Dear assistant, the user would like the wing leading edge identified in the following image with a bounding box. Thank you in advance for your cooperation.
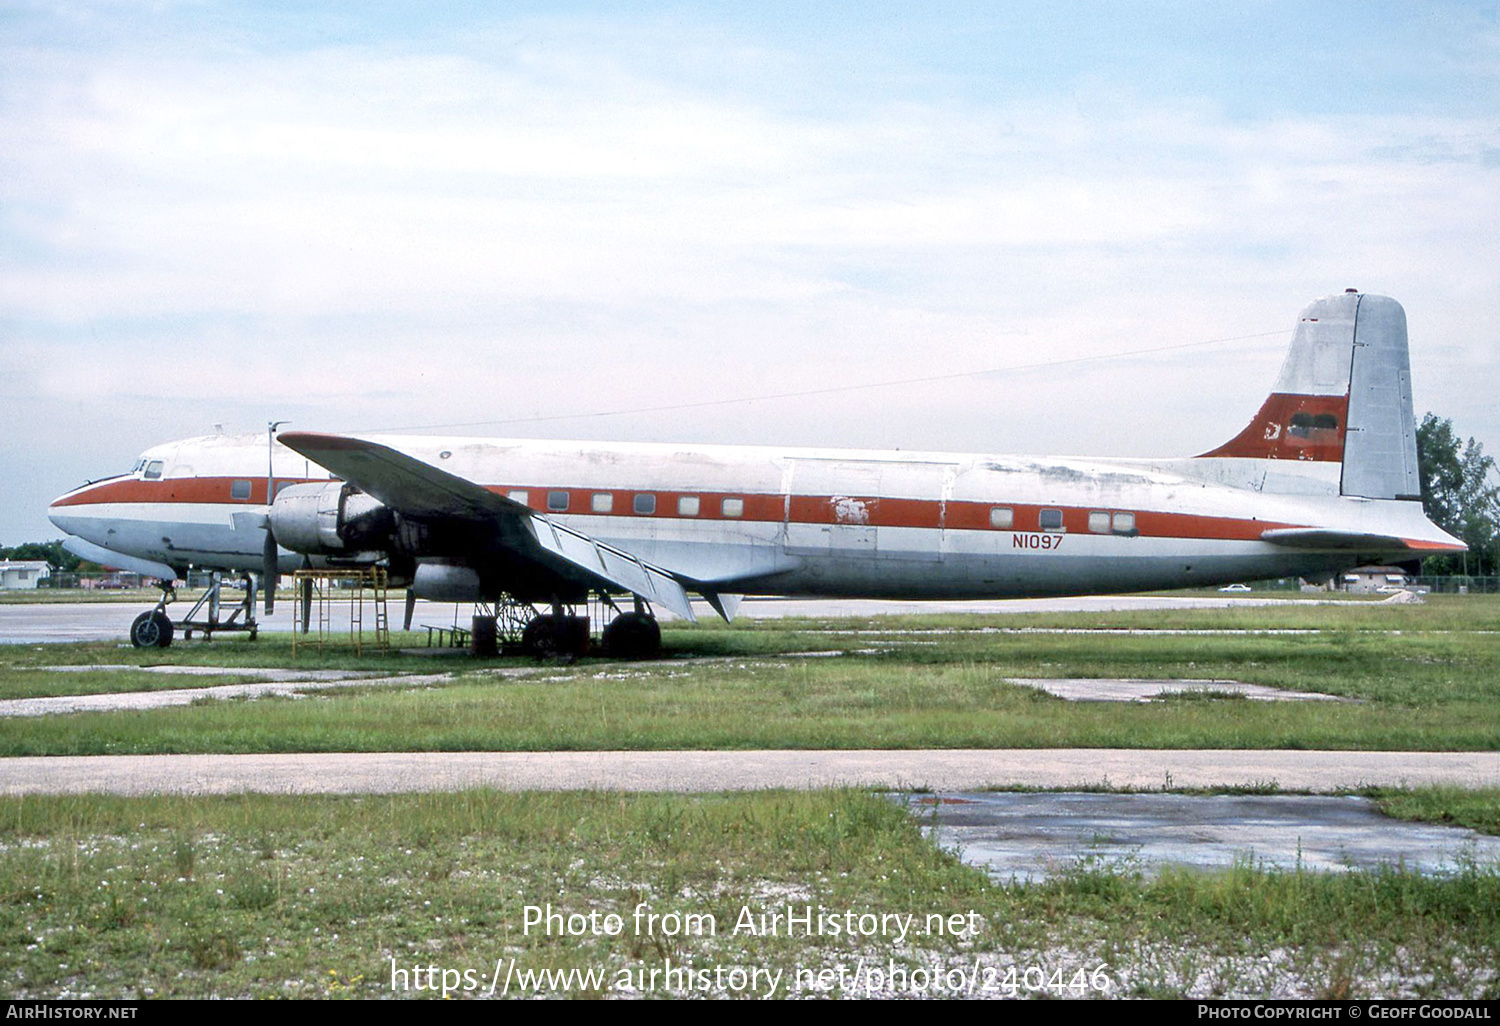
[276,432,697,621]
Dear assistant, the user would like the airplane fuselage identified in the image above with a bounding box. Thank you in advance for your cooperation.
[49,431,1454,602]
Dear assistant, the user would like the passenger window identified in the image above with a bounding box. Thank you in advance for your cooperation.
[547,490,569,511]
[230,480,252,501]
[633,493,657,515]
[1039,508,1064,532]
[143,461,164,480]
[507,490,529,505]
[989,507,1013,529]
[678,495,700,517]
[591,493,614,513]
[721,497,744,518]
[1088,511,1111,534]
[1113,512,1136,534]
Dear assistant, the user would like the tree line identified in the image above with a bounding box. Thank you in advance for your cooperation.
[0,540,85,571]
[1415,413,1500,577]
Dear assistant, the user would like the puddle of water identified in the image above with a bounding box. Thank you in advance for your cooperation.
[898,792,1500,882]
[1007,678,1347,703]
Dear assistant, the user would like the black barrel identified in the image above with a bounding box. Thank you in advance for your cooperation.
[470,615,499,658]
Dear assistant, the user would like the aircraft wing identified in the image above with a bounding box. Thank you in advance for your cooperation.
[276,432,697,621]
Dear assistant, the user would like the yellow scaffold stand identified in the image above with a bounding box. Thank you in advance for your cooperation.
[290,567,390,656]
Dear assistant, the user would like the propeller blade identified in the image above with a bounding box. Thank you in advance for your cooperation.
[404,589,417,631]
[262,530,278,615]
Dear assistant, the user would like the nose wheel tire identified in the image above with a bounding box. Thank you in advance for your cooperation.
[130,610,174,649]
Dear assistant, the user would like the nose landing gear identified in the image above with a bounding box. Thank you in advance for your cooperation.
[129,609,174,649]
[128,571,262,648]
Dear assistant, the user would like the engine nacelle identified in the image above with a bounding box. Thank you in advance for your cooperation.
[410,563,484,602]
[269,482,395,555]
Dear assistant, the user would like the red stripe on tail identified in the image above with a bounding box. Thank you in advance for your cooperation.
[1198,392,1348,462]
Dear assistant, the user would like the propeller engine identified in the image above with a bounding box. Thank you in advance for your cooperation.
[261,482,399,614]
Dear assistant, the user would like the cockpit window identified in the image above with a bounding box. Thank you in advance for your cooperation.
[143,461,164,480]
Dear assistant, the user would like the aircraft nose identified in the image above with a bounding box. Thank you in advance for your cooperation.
[46,499,75,536]
[47,482,107,543]
[48,500,82,540]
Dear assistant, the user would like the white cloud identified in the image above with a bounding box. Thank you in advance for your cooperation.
[2,5,1497,543]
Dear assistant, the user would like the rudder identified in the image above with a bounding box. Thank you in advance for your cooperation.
[1341,294,1420,500]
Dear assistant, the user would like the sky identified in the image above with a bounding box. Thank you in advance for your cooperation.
[3,0,1498,544]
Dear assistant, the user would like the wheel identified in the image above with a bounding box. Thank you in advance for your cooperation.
[130,610,174,649]
[521,615,591,660]
[603,612,661,660]
[521,615,558,658]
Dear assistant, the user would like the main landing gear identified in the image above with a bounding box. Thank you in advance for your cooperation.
[601,611,661,660]
[513,595,662,661]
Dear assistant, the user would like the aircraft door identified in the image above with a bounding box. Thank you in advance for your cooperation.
[782,459,882,557]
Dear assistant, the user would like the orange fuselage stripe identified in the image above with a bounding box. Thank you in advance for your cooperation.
[54,476,1300,543]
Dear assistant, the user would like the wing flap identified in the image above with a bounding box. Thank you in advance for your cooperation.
[531,517,696,620]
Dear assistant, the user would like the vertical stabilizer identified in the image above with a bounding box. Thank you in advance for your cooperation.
[1197,291,1421,500]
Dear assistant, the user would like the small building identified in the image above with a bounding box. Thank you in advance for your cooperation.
[1339,565,1411,594]
[0,560,52,590]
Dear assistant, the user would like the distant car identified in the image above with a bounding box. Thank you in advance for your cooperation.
[1218,583,1252,592]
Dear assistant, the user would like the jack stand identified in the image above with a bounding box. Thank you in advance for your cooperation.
[177,570,260,641]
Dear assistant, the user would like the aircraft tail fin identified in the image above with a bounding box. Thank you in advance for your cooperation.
[1196,290,1422,500]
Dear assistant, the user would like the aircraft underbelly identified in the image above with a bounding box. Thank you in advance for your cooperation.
[589,513,1362,598]
[758,549,1338,598]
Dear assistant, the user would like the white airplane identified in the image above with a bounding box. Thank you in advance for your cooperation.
[49,290,1464,657]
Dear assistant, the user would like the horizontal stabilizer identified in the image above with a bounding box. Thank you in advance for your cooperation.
[1260,528,1412,551]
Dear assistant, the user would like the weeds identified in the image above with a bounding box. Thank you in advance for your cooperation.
[0,791,1493,999]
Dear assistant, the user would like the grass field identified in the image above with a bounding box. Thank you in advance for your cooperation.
[0,588,213,605]
[2,595,1497,999]
[3,596,1498,755]
[1,790,1496,1000]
